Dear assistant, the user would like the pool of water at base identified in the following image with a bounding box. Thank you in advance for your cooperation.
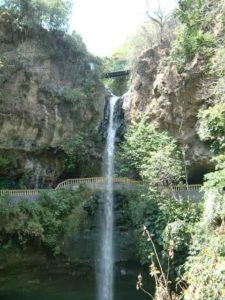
[0,266,152,300]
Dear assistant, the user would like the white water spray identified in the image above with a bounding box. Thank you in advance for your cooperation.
[98,96,119,300]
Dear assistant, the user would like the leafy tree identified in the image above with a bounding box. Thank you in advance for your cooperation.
[181,181,225,300]
[0,0,72,31]
[170,0,216,70]
[197,45,225,188]
[0,187,94,255]
[183,231,225,300]
[103,46,129,96]
[117,117,183,186]
[182,23,225,296]
[62,132,90,170]
[115,118,204,288]
[198,103,225,153]
[102,46,129,77]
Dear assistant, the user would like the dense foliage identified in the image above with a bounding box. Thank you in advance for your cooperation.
[181,183,225,299]
[0,0,72,31]
[117,117,183,186]
[167,1,225,293]
[127,189,202,267]
[103,50,129,96]
[0,0,224,299]
[0,187,94,255]
[170,0,216,70]
[119,112,225,299]
[116,117,203,292]
[60,130,103,176]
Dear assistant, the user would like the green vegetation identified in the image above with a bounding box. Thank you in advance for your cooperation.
[0,0,72,31]
[0,0,225,299]
[62,133,90,169]
[170,26,215,71]
[103,49,129,96]
[104,77,128,97]
[186,20,225,297]
[126,189,202,267]
[0,153,17,173]
[117,105,224,299]
[0,187,95,255]
[59,130,103,176]
[198,103,225,153]
[117,117,183,186]
[106,5,178,70]
[117,118,203,298]
[104,2,225,296]
[169,0,221,71]
[63,87,87,104]
[180,175,225,299]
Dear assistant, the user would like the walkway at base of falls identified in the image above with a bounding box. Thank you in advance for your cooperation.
[0,177,203,202]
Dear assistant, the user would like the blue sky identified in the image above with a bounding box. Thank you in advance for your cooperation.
[69,0,178,56]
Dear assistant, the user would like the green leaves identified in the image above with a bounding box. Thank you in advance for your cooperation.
[0,0,72,31]
[183,232,225,300]
[117,117,183,186]
[198,103,225,151]
[176,0,206,31]
[170,0,216,70]
[0,187,93,255]
[61,132,94,170]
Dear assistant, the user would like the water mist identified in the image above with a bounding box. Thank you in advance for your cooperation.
[97,96,119,300]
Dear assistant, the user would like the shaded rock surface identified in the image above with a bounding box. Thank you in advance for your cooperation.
[124,45,214,181]
[0,15,106,186]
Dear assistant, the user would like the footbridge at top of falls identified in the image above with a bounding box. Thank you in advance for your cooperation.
[104,70,130,79]
[0,177,203,202]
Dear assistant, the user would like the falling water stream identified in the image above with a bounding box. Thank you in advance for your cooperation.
[0,95,149,300]
[98,96,119,300]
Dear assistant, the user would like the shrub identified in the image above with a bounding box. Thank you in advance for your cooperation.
[170,27,215,70]
[116,117,183,186]
[183,232,225,300]
[63,87,87,104]
[181,185,225,300]
[0,187,94,255]
[127,189,202,270]
[180,150,225,300]
[0,0,73,31]
[61,130,102,173]
[198,103,225,153]
[169,0,216,70]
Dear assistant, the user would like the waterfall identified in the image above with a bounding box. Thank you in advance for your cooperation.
[34,163,42,188]
[98,96,119,300]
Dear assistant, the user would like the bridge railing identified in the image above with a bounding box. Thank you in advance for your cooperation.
[0,189,41,197]
[0,178,203,198]
[55,177,141,189]
[166,184,202,192]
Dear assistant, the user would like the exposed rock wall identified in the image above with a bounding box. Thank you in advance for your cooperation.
[124,45,214,181]
[0,14,106,187]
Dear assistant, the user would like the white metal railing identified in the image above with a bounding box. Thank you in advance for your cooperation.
[168,184,202,192]
[0,178,202,198]
[55,177,141,189]
[0,189,40,197]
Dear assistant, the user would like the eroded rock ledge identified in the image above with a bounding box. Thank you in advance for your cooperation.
[0,14,106,186]
[124,45,214,181]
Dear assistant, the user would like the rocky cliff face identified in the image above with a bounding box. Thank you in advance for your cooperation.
[0,13,106,187]
[124,45,214,181]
